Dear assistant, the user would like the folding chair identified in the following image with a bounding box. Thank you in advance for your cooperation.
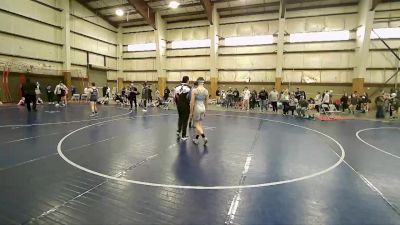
[71,94,80,102]
[80,94,88,102]
[320,103,342,118]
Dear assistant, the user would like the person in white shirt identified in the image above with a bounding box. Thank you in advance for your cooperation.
[54,82,63,105]
[106,87,111,98]
[321,90,331,113]
[281,89,290,115]
[323,90,330,104]
[242,87,251,111]
[269,88,279,112]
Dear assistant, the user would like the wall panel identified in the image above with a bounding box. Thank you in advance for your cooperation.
[286,14,358,33]
[70,33,117,58]
[219,71,274,82]
[167,71,210,82]
[0,33,62,61]
[0,11,62,44]
[70,0,116,32]
[167,27,209,41]
[123,59,156,71]
[0,0,61,26]
[124,72,157,81]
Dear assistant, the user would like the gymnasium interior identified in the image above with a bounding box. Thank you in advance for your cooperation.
[0,0,400,224]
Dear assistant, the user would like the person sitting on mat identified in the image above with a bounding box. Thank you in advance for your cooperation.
[18,97,25,106]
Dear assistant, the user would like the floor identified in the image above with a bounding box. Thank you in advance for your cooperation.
[0,104,399,225]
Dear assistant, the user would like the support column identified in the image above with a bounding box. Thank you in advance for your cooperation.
[155,12,167,94]
[275,77,282,91]
[352,78,365,94]
[353,0,374,93]
[275,1,286,92]
[117,26,124,92]
[117,77,124,93]
[60,0,71,71]
[63,72,72,97]
[210,6,219,98]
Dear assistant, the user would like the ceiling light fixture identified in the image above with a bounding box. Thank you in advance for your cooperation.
[115,9,124,17]
[169,1,180,9]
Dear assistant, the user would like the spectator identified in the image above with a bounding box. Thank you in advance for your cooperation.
[164,87,170,101]
[361,92,370,112]
[18,97,25,106]
[289,94,298,116]
[71,85,77,96]
[54,82,66,106]
[148,86,153,103]
[242,87,251,111]
[269,88,279,112]
[340,93,349,112]
[216,87,221,103]
[350,92,358,114]
[281,89,290,115]
[322,90,330,105]
[128,83,139,111]
[35,82,42,104]
[106,86,110,98]
[297,96,309,118]
[314,91,322,112]
[259,88,268,112]
[155,89,160,99]
[233,88,240,108]
[142,83,149,112]
[226,88,233,108]
[46,85,54,104]
[375,92,385,119]
[250,90,257,110]
[295,87,306,100]
[389,92,398,119]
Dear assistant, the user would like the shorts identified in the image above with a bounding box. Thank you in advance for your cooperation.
[194,104,205,122]
[90,97,98,102]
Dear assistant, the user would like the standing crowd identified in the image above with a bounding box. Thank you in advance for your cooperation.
[18,78,399,120]
[215,86,400,119]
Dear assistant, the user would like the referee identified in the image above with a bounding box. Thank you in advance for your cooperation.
[174,76,191,140]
